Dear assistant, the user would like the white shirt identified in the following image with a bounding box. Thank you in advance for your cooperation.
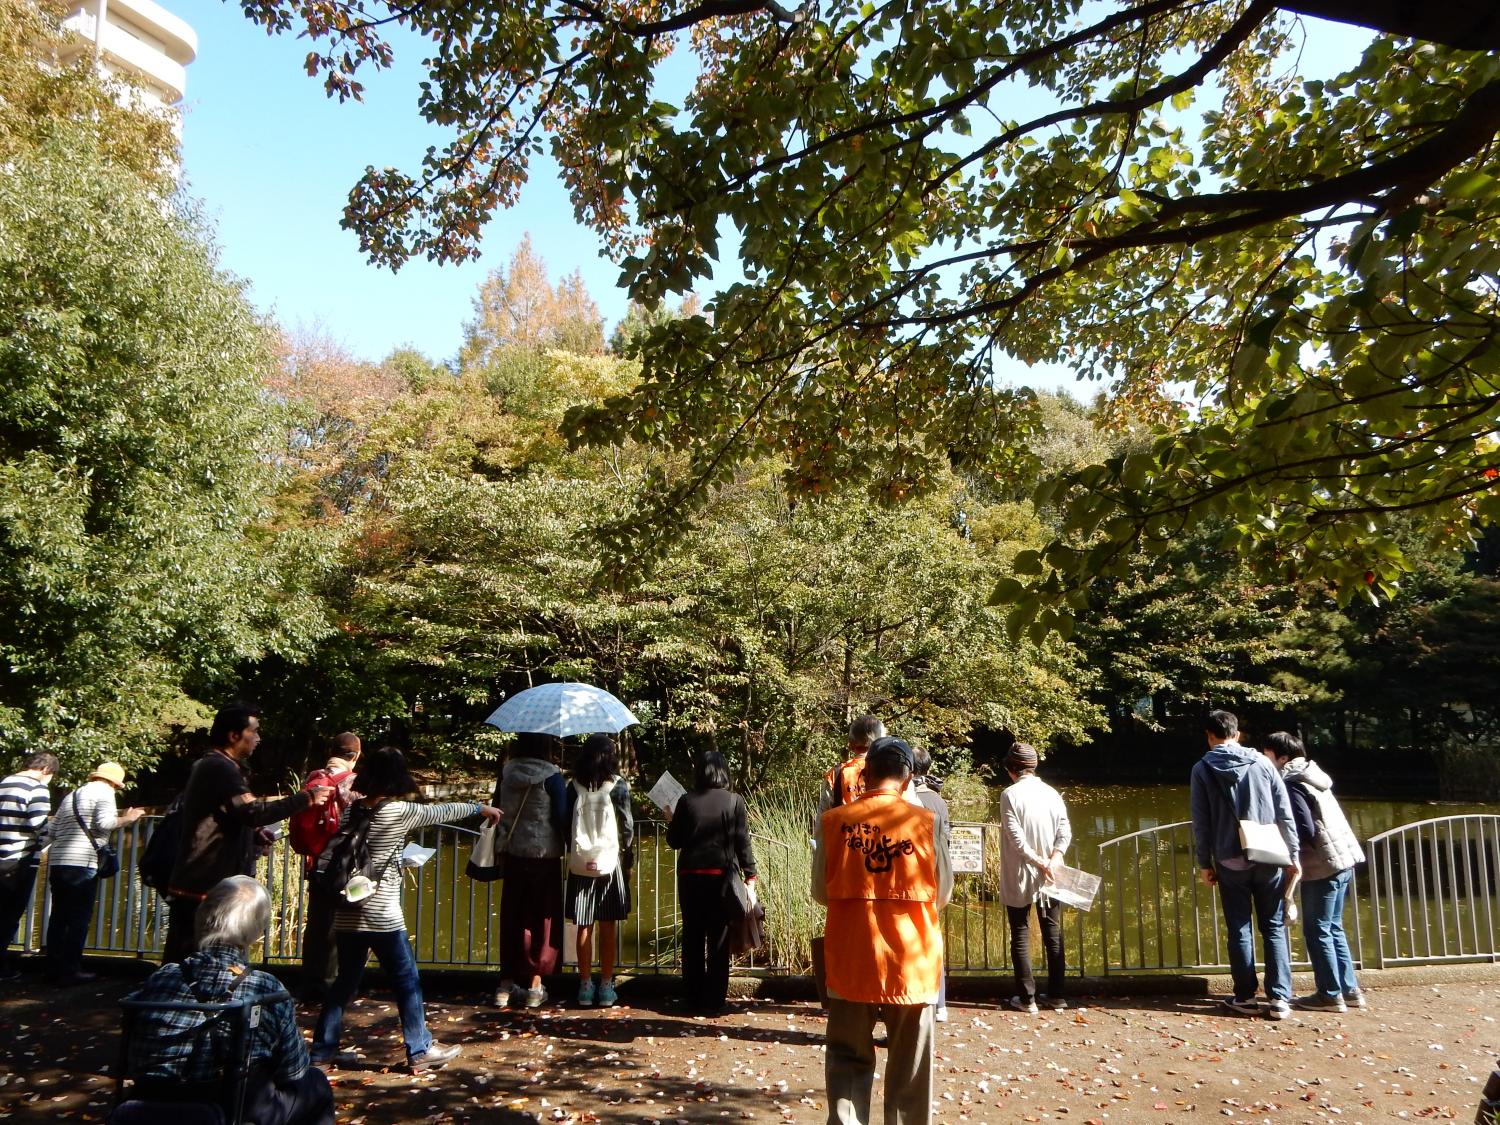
[998,774,1072,909]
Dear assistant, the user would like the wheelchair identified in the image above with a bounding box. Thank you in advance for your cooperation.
[108,991,284,1125]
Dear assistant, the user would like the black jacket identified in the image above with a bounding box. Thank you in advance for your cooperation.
[666,788,756,877]
[169,751,311,898]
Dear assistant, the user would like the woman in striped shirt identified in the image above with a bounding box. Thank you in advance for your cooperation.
[45,762,143,984]
[310,747,501,1074]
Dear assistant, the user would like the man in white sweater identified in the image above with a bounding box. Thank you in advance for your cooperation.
[997,743,1072,1014]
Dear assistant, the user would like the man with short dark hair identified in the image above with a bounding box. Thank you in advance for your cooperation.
[0,751,57,979]
[125,877,333,1125]
[162,705,331,963]
[814,735,953,1125]
[1190,708,1299,1020]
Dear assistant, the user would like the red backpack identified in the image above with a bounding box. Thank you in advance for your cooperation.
[288,768,352,858]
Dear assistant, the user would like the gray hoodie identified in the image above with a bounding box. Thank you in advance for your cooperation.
[1190,742,1298,870]
[492,757,567,859]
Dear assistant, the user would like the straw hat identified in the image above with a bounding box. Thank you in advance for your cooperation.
[90,762,126,788]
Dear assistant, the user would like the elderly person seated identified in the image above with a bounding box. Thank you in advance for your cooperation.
[123,876,333,1125]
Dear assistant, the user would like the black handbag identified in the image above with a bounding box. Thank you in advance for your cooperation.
[726,866,765,956]
[73,790,120,879]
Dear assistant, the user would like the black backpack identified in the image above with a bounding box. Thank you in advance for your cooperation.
[138,798,185,893]
[311,803,378,897]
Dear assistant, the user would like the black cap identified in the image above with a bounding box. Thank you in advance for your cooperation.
[866,736,915,775]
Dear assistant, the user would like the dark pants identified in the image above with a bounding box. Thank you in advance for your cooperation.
[244,1066,335,1125]
[679,872,731,1009]
[299,879,339,999]
[498,855,563,982]
[163,896,202,964]
[45,864,99,980]
[1006,898,1065,1004]
[313,930,434,1063]
[0,859,40,970]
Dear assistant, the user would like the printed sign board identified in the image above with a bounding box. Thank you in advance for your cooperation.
[950,823,985,875]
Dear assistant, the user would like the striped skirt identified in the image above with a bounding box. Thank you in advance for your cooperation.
[565,866,631,924]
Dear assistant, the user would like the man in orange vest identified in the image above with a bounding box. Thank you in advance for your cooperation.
[813,736,953,1125]
[815,715,886,821]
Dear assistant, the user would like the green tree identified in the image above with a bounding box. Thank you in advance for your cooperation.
[238,0,1500,625]
[0,140,329,777]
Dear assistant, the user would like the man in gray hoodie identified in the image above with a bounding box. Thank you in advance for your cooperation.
[1189,709,1299,1020]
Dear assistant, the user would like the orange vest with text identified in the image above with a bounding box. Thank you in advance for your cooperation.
[824,756,867,806]
[820,789,943,1005]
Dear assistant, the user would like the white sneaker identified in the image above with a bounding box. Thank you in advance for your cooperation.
[1008,995,1039,1015]
[933,1006,949,1023]
[1266,1000,1292,1021]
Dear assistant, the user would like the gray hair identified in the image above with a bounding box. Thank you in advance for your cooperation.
[849,715,886,748]
[195,876,270,951]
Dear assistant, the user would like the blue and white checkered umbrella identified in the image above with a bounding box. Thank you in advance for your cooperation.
[484,682,639,738]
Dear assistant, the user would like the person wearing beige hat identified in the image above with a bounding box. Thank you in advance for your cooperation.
[45,762,143,984]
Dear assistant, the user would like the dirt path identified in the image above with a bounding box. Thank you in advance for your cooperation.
[2,976,1495,1124]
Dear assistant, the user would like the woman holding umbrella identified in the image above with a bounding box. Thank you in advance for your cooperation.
[485,682,641,1010]
[492,732,569,1009]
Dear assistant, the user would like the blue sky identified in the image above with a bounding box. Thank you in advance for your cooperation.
[178,2,1368,391]
[181,2,630,366]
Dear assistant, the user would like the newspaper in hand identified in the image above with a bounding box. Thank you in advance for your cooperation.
[1041,863,1102,911]
[400,842,437,869]
[648,770,687,814]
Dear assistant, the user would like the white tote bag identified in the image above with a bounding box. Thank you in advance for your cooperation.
[1238,819,1292,867]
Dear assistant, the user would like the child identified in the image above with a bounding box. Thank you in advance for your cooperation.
[566,733,634,1007]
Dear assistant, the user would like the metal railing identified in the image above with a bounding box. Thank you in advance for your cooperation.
[1095,815,1500,975]
[7,817,794,974]
[11,813,1499,978]
[1365,815,1500,968]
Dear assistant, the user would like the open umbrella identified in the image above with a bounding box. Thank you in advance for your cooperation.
[484,682,639,738]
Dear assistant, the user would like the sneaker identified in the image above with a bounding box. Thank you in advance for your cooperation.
[1344,989,1368,1010]
[1222,996,1262,1016]
[311,1049,362,1068]
[1292,993,1347,1013]
[596,979,618,1008]
[1266,1000,1292,1021]
[524,985,548,1009]
[577,978,595,1007]
[1040,996,1068,1011]
[494,981,517,1008]
[409,1042,461,1073]
[1008,995,1039,1015]
[933,1006,949,1023]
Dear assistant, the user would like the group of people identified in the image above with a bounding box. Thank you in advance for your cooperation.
[1191,708,1367,1019]
[0,753,144,984]
[0,702,1372,1125]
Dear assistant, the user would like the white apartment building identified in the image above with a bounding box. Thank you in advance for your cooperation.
[59,0,196,120]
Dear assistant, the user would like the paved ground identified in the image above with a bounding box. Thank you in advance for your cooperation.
[1,972,1496,1124]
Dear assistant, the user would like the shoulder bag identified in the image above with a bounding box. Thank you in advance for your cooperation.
[73,790,120,879]
[466,781,535,882]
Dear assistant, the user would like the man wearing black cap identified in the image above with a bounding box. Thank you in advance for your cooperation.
[813,735,953,1125]
[998,742,1072,1014]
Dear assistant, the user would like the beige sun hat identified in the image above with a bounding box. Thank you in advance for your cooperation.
[89,762,126,788]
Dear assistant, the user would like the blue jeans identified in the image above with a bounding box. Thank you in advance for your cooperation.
[45,865,99,980]
[1215,862,1291,1002]
[1301,868,1358,999]
[312,930,432,1062]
